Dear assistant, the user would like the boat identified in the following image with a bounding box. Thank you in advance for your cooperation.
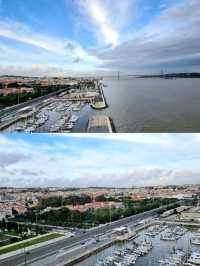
[35,117,47,127]
[190,234,200,245]
[69,115,79,123]
[24,126,36,133]
[145,225,166,237]
[64,123,74,130]
[72,102,81,111]
[15,125,26,132]
[49,125,60,133]
[188,252,200,265]
[160,233,176,241]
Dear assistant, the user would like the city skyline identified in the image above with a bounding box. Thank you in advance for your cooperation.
[1,133,200,187]
[0,0,200,76]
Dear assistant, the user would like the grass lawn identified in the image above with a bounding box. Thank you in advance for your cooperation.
[2,231,20,237]
[0,233,63,255]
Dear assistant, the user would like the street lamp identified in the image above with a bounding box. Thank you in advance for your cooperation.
[24,245,30,266]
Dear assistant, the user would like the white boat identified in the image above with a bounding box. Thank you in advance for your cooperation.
[35,117,46,126]
[190,234,200,245]
[27,119,35,125]
[72,106,81,111]
[64,123,74,130]
[69,115,79,123]
[72,102,81,111]
[49,125,60,133]
[188,252,200,265]
[24,126,36,133]
[160,232,176,241]
[15,125,26,132]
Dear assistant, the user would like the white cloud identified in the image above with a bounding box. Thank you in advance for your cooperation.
[68,133,172,145]
[95,0,200,73]
[0,63,99,77]
[0,134,200,187]
[0,19,101,67]
[77,168,200,187]
[79,0,119,46]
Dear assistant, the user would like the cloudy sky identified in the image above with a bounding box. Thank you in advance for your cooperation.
[0,0,200,76]
[0,133,200,187]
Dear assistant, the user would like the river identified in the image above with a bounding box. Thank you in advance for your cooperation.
[73,78,200,133]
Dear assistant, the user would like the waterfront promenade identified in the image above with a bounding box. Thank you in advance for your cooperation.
[0,202,180,266]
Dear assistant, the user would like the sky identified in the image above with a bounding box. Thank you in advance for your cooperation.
[0,0,200,76]
[0,133,200,188]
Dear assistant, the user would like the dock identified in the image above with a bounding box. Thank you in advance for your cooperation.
[61,221,157,266]
[87,116,115,133]
[90,81,108,110]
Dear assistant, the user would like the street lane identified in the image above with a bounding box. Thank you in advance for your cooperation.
[0,202,180,266]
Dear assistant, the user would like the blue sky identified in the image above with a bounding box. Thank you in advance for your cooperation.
[0,0,199,76]
[0,133,200,187]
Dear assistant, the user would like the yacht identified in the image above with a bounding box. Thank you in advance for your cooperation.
[24,126,36,133]
[188,252,200,265]
[160,233,176,241]
[190,234,200,245]
[72,102,81,111]
[64,123,74,130]
[15,125,26,132]
[69,115,79,123]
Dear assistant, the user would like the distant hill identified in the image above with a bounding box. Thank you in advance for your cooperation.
[136,73,200,78]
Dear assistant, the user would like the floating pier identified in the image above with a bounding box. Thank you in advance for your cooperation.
[87,116,115,133]
[90,81,108,110]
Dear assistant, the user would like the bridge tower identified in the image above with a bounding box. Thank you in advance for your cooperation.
[118,71,120,80]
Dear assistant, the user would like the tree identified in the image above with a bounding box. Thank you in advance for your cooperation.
[1,218,6,230]
[12,208,18,216]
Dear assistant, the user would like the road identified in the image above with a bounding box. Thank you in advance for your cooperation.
[0,88,66,123]
[0,202,180,266]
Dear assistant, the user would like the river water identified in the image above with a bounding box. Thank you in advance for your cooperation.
[74,227,199,266]
[73,78,200,133]
[3,78,200,133]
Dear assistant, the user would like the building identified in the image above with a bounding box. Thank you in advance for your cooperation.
[1,87,34,96]
[65,201,123,213]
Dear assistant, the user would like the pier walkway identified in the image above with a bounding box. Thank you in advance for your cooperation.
[87,116,115,133]
[90,81,107,110]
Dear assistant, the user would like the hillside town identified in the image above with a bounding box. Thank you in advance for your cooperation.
[0,185,199,223]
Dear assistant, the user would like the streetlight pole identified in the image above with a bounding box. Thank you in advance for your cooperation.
[24,248,27,266]
[18,91,20,105]
[24,245,30,266]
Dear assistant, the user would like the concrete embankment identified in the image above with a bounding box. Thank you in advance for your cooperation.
[90,81,108,110]
[87,115,115,133]
[62,221,157,266]
[161,220,200,227]
[63,240,114,266]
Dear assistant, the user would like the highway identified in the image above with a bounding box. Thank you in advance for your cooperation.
[0,202,180,266]
[0,88,66,123]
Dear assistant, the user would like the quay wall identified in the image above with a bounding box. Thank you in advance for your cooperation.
[63,240,114,266]
[62,221,158,266]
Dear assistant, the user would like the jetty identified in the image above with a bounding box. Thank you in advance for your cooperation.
[87,116,115,133]
[90,81,108,110]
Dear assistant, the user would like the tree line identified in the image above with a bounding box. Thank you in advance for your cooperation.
[13,197,178,229]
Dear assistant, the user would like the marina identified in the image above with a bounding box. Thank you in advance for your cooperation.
[2,77,200,133]
[0,80,111,133]
[73,224,200,266]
